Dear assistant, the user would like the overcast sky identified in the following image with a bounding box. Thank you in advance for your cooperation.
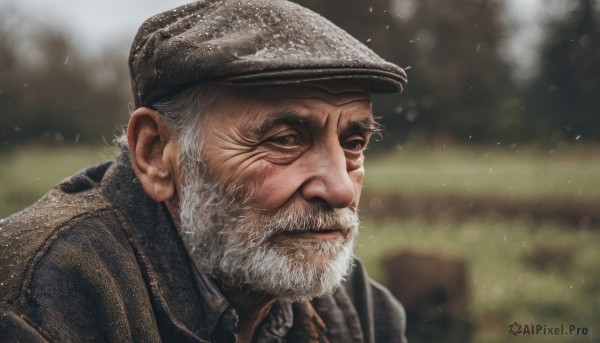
[0,0,545,77]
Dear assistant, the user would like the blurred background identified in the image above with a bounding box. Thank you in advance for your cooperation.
[1,0,599,342]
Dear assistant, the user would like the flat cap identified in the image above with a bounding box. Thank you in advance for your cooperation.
[129,0,407,108]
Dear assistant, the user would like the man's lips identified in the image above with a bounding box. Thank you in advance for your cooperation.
[278,229,345,240]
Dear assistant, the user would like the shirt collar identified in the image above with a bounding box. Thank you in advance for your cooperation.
[191,263,233,336]
[190,264,297,342]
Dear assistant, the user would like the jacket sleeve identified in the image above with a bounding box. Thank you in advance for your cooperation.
[2,219,162,343]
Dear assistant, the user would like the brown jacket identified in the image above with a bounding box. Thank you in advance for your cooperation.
[0,149,406,342]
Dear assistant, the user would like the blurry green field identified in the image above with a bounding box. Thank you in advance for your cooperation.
[1,144,599,342]
[364,144,600,200]
[355,218,600,343]
[0,145,118,217]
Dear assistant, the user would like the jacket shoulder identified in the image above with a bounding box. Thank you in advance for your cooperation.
[0,162,115,305]
[0,160,163,342]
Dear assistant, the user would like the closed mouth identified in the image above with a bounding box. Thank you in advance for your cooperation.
[277,228,347,240]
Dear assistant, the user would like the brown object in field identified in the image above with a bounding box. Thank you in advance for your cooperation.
[382,250,473,343]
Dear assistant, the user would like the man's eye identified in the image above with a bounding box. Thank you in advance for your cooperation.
[342,139,366,152]
[270,134,302,147]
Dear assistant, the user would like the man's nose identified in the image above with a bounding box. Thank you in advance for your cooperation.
[300,142,356,209]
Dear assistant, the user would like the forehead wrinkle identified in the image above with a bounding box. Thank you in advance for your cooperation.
[207,97,270,141]
[234,91,372,139]
[251,105,374,137]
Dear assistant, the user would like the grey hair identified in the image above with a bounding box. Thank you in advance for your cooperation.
[151,85,224,167]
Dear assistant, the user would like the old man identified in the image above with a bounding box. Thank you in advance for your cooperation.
[0,0,408,342]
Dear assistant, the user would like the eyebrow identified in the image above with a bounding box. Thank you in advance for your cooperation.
[251,111,311,137]
[346,117,383,134]
[252,111,381,137]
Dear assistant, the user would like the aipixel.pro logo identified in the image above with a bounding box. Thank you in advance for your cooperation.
[508,322,589,336]
[509,322,522,335]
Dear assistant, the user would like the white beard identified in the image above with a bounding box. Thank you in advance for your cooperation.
[178,164,359,301]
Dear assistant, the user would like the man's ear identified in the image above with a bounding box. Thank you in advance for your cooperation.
[127,107,179,203]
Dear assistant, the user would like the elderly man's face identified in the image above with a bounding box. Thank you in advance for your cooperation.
[178,84,374,299]
[203,84,372,213]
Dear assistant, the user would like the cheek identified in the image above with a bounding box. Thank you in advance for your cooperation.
[245,163,305,209]
[249,163,365,210]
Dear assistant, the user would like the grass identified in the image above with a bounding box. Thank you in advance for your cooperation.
[355,218,600,343]
[0,145,118,217]
[364,144,600,200]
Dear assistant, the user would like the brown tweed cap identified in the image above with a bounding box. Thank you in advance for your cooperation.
[129,0,407,108]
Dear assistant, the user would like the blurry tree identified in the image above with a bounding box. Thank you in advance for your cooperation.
[523,0,600,143]
[293,0,518,146]
[398,0,518,144]
[0,10,131,151]
[6,1,595,148]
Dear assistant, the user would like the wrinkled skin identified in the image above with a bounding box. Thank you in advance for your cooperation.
[198,84,374,218]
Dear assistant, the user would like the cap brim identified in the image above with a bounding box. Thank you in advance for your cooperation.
[220,67,407,93]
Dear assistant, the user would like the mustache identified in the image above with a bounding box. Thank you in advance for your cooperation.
[255,203,359,234]
[180,169,359,236]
